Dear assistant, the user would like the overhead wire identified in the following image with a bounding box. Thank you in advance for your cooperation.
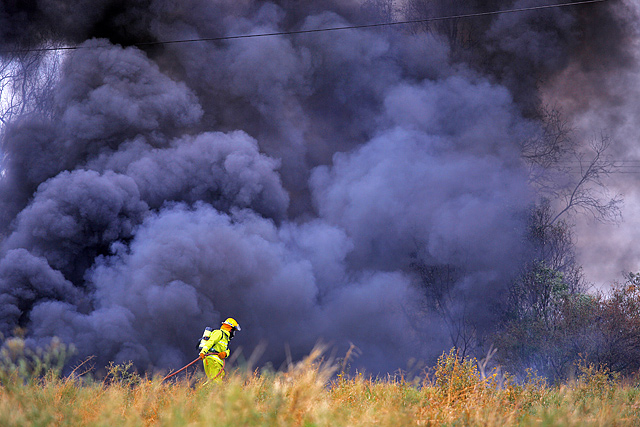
[0,0,608,53]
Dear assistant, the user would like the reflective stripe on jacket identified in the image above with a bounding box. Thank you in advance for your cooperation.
[200,329,230,361]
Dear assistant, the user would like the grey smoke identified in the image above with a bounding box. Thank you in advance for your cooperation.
[1,170,148,281]
[0,0,634,373]
[0,41,202,227]
[86,131,290,219]
[0,249,84,337]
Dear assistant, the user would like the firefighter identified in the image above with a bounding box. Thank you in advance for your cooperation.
[198,317,241,382]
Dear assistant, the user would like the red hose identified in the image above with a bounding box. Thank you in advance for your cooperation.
[211,358,226,381]
[162,352,221,382]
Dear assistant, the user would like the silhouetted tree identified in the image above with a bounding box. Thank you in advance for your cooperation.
[494,105,623,379]
[0,45,61,137]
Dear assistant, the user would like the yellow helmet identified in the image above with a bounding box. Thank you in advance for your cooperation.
[222,317,241,331]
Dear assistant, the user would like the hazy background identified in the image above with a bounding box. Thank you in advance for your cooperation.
[0,0,637,375]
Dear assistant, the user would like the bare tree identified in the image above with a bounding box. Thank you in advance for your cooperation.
[361,0,396,23]
[407,259,480,359]
[522,107,575,170]
[492,107,624,378]
[0,45,62,135]
[398,0,503,49]
[0,44,62,241]
[549,135,622,225]
[523,106,622,226]
[400,0,467,43]
[516,106,622,302]
[526,200,583,290]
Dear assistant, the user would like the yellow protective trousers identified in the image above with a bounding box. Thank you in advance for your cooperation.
[203,355,225,382]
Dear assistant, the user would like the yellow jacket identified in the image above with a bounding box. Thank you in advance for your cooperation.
[199,329,230,362]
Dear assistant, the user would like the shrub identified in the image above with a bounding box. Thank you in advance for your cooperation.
[433,348,483,401]
[573,357,620,401]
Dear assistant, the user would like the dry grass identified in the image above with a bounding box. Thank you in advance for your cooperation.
[2,344,640,426]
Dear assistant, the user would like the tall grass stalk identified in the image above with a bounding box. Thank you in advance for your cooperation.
[1,345,640,426]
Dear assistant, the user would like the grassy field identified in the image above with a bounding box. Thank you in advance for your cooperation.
[1,343,640,426]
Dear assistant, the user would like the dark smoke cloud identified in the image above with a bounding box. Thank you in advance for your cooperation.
[310,75,532,332]
[482,0,579,111]
[1,170,147,281]
[54,40,202,144]
[0,249,84,337]
[23,203,419,369]
[0,0,633,373]
[86,131,290,219]
[0,0,154,47]
[0,41,202,228]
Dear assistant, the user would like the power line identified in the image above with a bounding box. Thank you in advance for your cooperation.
[1,0,607,53]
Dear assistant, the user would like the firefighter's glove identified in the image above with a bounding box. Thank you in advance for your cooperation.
[198,352,206,360]
[217,351,227,359]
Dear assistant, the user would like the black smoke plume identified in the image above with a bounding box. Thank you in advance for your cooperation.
[0,0,634,373]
